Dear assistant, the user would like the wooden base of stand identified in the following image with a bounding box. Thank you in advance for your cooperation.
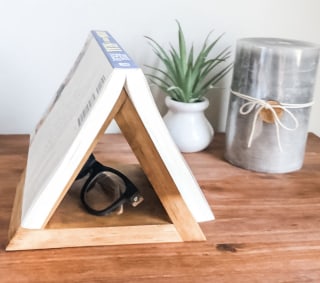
[7,165,183,250]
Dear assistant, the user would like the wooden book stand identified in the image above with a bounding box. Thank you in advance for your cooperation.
[6,89,206,251]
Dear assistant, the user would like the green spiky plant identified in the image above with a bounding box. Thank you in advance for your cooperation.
[145,21,232,103]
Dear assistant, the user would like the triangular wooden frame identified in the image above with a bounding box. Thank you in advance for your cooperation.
[6,89,206,251]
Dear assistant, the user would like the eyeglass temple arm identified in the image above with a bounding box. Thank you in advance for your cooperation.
[76,154,98,180]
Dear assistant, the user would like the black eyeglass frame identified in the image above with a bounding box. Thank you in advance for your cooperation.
[76,154,143,216]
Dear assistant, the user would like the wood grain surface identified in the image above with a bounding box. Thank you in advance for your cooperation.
[1,133,320,282]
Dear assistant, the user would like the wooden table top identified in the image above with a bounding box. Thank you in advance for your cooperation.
[1,133,320,282]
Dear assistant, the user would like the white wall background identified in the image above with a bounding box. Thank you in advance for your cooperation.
[1,0,320,135]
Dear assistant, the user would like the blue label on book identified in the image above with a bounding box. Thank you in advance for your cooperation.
[92,30,138,68]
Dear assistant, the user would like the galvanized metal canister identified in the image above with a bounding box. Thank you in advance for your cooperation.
[225,38,320,173]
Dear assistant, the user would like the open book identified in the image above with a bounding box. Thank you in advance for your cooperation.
[21,30,214,229]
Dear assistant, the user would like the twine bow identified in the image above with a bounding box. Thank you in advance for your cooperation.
[231,90,314,152]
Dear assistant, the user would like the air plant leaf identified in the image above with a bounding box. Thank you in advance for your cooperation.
[145,21,232,103]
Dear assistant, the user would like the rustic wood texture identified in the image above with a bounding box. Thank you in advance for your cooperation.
[1,133,320,282]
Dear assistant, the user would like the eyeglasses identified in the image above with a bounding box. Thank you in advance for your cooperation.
[75,154,144,216]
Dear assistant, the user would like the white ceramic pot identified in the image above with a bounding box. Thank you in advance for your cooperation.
[163,96,214,153]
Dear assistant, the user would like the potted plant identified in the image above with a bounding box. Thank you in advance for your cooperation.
[145,21,232,152]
